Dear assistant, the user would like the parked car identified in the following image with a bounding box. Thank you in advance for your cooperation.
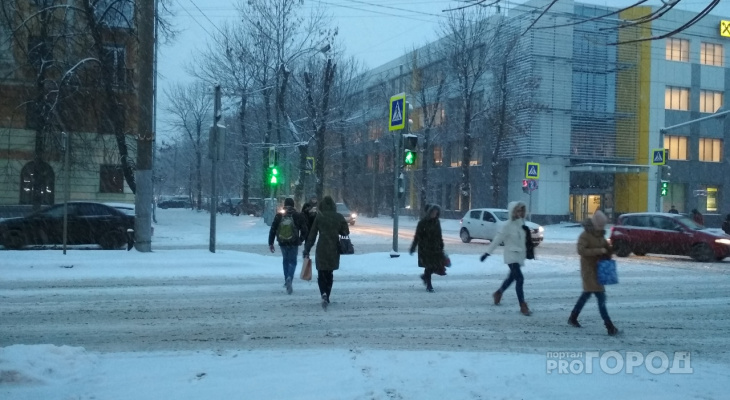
[336,203,357,225]
[609,212,730,262]
[459,208,544,246]
[158,197,191,209]
[0,202,135,250]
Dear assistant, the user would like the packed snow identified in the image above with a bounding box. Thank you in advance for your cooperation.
[1,209,729,399]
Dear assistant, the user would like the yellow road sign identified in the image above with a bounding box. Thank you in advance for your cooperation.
[389,93,406,131]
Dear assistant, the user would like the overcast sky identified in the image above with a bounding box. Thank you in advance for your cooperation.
[156,0,730,137]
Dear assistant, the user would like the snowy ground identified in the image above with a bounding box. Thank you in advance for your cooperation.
[1,209,729,399]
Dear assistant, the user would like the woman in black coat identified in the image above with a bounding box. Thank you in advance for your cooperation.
[409,204,444,292]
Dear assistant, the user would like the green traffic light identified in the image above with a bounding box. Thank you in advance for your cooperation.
[404,151,416,165]
[269,167,279,185]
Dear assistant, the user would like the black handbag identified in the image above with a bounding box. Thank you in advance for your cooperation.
[522,225,535,260]
[338,235,355,255]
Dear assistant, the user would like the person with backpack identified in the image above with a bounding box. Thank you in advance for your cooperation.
[268,198,308,294]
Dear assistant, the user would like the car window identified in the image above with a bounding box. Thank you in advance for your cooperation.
[623,215,650,227]
[650,216,675,231]
[676,216,703,230]
[469,210,481,220]
[483,212,496,223]
[336,204,350,214]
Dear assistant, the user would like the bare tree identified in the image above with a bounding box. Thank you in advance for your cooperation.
[405,45,448,211]
[162,82,212,210]
[439,6,504,210]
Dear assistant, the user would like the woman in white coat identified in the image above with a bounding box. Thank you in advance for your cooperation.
[480,201,531,316]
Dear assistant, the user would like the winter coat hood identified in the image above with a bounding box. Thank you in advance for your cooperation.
[423,203,442,219]
[507,201,527,221]
[581,218,606,238]
[319,196,336,213]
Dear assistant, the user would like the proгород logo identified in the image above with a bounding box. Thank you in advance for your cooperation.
[546,351,693,375]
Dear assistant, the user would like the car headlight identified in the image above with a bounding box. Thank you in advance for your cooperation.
[715,238,730,245]
[538,226,544,233]
[351,213,357,218]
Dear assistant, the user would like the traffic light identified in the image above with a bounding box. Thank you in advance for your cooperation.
[660,180,669,196]
[403,134,418,165]
[268,166,279,186]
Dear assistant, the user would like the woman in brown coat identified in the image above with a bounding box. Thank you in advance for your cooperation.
[303,196,350,311]
[569,211,619,335]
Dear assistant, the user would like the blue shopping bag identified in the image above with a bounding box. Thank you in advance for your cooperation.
[597,259,618,285]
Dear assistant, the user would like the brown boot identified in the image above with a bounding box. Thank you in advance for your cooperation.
[568,312,581,327]
[605,320,619,336]
[492,290,502,305]
[519,302,531,316]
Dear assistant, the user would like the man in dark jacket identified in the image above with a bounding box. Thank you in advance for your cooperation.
[268,198,309,294]
[301,197,319,232]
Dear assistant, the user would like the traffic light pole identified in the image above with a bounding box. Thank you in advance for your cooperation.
[392,127,401,257]
[209,85,221,253]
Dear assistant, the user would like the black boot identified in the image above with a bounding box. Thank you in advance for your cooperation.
[424,271,434,292]
[568,312,581,327]
[605,320,619,336]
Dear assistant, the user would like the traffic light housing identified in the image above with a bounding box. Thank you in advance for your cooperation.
[403,134,418,165]
[660,180,669,196]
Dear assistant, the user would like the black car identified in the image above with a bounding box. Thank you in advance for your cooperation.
[158,199,190,209]
[0,202,135,250]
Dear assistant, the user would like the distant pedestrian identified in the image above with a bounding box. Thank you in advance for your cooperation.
[480,201,532,316]
[303,196,349,311]
[668,205,679,214]
[568,210,619,336]
[691,209,704,225]
[722,214,730,235]
[268,198,308,294]
[301,196,319,232]
[409,204,444,293]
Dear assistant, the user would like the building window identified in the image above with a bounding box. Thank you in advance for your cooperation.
[699,138,722,162]
[368,121,382,141]
[367,154,374,170]
[665,38,689,62]
[94,0,134,29]
[706,187,718,212]
[101,45,127,87]
[701,43,724,67]
[700,90,723,113]
[470,140,482,166]
[664,135,688,160]
[665,86,689,111]
[378,153,386,173]
[100,165,124,193]
[449,144,461,167]
[433,146,443,167]
[19,161,55,205]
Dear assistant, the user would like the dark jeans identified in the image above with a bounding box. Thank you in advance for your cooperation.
[318,270,334,299]
[572,291,610,322]
[498,263,524,303]
[280,245,299,281]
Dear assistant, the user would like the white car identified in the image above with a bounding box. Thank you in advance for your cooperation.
[459,208,544,246]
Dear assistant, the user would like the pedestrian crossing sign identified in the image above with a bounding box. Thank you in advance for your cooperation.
[525,162,540,179]
[651,148,667,165]
[389,93,406,131]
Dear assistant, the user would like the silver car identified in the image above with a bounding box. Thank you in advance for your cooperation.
[336,203,357,226]
[459,208,544,246]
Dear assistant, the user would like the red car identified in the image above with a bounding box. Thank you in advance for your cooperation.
[609,212,730,262]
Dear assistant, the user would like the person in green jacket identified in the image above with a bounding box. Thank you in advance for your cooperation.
[303,196,350,311]
[409,204,444,293]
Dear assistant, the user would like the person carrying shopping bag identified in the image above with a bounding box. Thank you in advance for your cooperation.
[479,201,532,316]
[303,196,349,311]
[568,210,619,336]
[409,204,445,293]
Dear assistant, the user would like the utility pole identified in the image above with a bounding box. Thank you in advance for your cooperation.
[209,85,222,253]
[135,0,155,252]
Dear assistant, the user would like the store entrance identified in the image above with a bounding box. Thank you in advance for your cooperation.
[570,194,604,222]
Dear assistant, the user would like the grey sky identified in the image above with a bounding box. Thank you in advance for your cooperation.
[156,0,730,136]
